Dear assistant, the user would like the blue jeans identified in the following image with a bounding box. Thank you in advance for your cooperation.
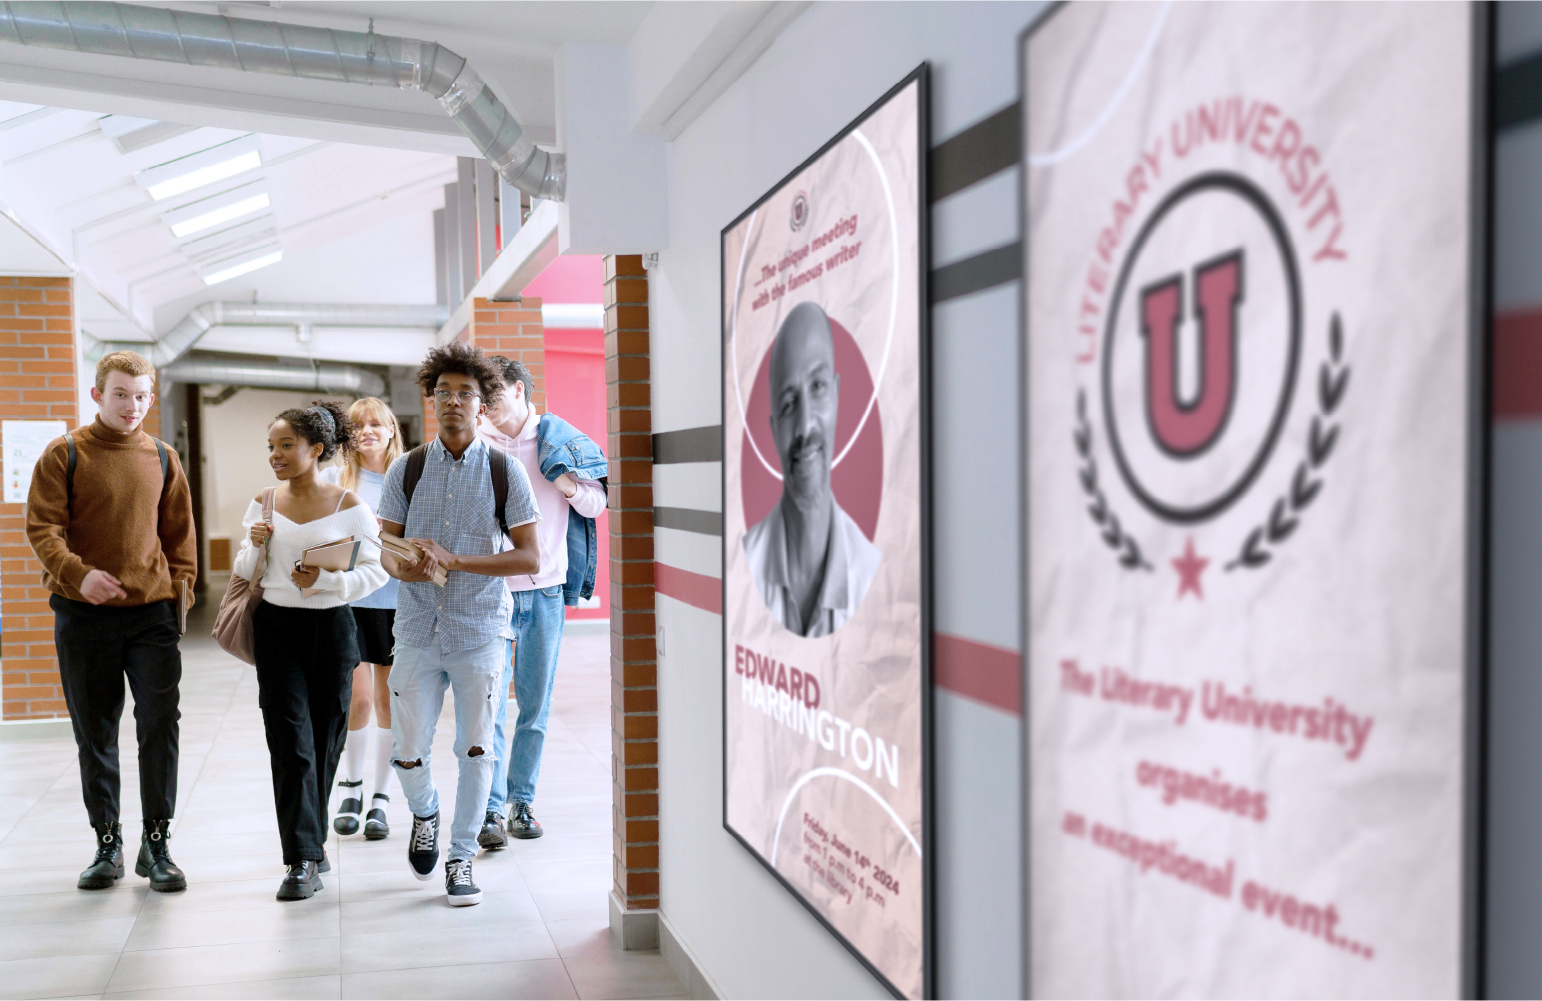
[389,638,504,862]
[487,585,566,816]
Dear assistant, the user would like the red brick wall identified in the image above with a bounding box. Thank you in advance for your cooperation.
[471,296,546,414]
[0,276,77,720]
[605,256,658,909]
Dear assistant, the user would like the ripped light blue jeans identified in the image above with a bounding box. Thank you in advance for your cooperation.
[389,637,505,862]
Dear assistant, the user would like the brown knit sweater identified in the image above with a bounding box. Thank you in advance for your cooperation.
[26,419,197,606]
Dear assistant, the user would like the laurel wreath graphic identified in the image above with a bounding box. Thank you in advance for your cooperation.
[1225,312,1350,570]
[1074,389,1154,571]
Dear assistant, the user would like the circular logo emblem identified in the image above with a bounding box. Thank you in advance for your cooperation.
[790,192,809,231]
[1102,172,1302,525]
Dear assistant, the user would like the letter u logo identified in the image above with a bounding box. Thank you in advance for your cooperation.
[1139,251,1244,456]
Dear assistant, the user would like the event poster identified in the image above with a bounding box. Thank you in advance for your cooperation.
[1023,4,1481,997]
[721,67,929,999]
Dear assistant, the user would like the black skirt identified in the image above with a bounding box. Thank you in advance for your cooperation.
[352,606,396,666]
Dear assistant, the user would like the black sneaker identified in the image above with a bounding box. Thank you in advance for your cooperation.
[78,822,124,890]
[334,780,363,835]
[408,812,439,881]
[276,861,322,901]
[508,800,543,840]
[445,858,482,906]
[478,811,508,850]
[134,820,187,892]
[364,794,390,840]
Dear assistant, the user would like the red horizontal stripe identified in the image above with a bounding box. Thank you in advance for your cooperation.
[933,633,1021,716]
[654,562,722,615]
[1496,308,1542,419]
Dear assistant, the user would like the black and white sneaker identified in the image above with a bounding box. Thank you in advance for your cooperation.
[334,780,363,836]
[445,858,482,906]
[408,811,439,881]
[477,811,508,850]
[364,794,390,840]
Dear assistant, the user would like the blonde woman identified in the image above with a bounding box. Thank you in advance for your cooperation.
[321,398,403,839]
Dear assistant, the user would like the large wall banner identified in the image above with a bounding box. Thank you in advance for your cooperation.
[1022,3,1484,997]
[721,66,930,1000]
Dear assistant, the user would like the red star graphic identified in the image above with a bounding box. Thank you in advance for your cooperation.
[1172,536,1209,600]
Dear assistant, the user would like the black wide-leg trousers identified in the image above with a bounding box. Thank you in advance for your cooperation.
[253,601,358,864]
[51,594,182,828]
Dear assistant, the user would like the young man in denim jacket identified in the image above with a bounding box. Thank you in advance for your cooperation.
[476,355,608,846]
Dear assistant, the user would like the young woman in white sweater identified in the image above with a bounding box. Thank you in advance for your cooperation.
[232,401,387,901]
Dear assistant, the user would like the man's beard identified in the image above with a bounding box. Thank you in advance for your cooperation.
[782,434,831,510]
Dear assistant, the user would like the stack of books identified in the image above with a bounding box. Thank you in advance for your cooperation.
[297,537,364,597]
[379,532,448,586]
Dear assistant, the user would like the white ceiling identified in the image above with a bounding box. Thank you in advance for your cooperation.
[0,98,453,336]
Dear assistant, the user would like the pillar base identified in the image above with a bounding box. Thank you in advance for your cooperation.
[608,888,659,950]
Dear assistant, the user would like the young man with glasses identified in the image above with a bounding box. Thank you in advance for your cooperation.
[376,342,540,906]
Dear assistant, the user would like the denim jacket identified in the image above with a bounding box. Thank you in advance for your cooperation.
[537,413,608,605]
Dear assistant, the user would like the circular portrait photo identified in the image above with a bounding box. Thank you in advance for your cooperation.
[741,300,884,638]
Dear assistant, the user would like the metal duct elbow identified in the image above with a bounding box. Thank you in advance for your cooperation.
[0,2,564,200]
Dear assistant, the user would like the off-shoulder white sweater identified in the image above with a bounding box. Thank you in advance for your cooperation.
[231,500,387,609]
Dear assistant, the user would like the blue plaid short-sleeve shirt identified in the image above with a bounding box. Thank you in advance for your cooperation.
[378,437,539,653]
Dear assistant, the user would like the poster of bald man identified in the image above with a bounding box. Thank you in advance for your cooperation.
[721,66,930,999]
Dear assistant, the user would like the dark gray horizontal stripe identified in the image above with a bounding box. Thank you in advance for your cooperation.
[653,425,722,464]
[932,241,1021,302]
[654,506,723,536]
[931,102,1020,201]
[1498,53,1542,131]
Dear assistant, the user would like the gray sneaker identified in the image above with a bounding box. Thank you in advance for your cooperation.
[407,812,439,881]
[446,858,482,906]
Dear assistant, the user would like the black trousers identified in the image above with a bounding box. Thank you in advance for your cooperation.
[253,601,358,864]
[51,594,182,828]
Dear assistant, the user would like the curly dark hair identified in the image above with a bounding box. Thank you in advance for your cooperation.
[273,400,356,464]
[417,341,504,405]
[488,355,534,405]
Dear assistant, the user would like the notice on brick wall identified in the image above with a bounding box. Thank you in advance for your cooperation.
[4,420,65,503]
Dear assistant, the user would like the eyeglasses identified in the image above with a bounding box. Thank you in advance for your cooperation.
[433,389,482,404]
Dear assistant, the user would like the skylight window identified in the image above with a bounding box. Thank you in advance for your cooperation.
[136,135,262,201]
[200,245,283,285]
[169,192,270,238]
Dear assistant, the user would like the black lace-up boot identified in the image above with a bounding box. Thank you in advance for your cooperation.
[78,822,124,890]
[277,860,323,900]
[507,800,543,840]
[135,819,187,892]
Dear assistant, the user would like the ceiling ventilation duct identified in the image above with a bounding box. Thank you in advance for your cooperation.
[86,301,448,366]
[0,2,564,200]
[158,357,385,398]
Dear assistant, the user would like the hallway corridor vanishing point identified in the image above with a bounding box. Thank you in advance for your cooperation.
[0,614,684,1000]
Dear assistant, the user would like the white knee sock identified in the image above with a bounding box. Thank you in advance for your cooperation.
[340,727,369,795]
[371,725,395,799]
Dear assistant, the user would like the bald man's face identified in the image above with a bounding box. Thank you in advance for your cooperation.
[769,307,840,508]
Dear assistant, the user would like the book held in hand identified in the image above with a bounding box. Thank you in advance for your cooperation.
[379,531,447,586]
[297,536,363,597]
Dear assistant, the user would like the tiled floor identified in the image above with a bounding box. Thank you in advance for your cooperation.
[0,608,682,1001]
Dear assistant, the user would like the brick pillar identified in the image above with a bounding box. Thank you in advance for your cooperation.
[470,296,546,413]
[0,276,77,720]
[606,256,657,910]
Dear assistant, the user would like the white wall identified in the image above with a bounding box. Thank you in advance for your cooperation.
[651,3,1046,997]
[200,386,347,544]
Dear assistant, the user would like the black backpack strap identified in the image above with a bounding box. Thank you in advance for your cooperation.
[488,445,509,539]
[63,433,76,514]
[154,438,169,495]
[402,443,429,517]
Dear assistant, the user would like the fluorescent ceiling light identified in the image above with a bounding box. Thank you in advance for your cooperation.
[170,193,269,238]
[200,246,283,286]
[100,115,198,155]
[136,134,262,201]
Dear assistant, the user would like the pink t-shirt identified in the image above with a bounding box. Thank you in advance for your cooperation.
[477,412,606,593]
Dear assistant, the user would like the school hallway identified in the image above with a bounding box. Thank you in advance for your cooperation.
[0,609,683,1000]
